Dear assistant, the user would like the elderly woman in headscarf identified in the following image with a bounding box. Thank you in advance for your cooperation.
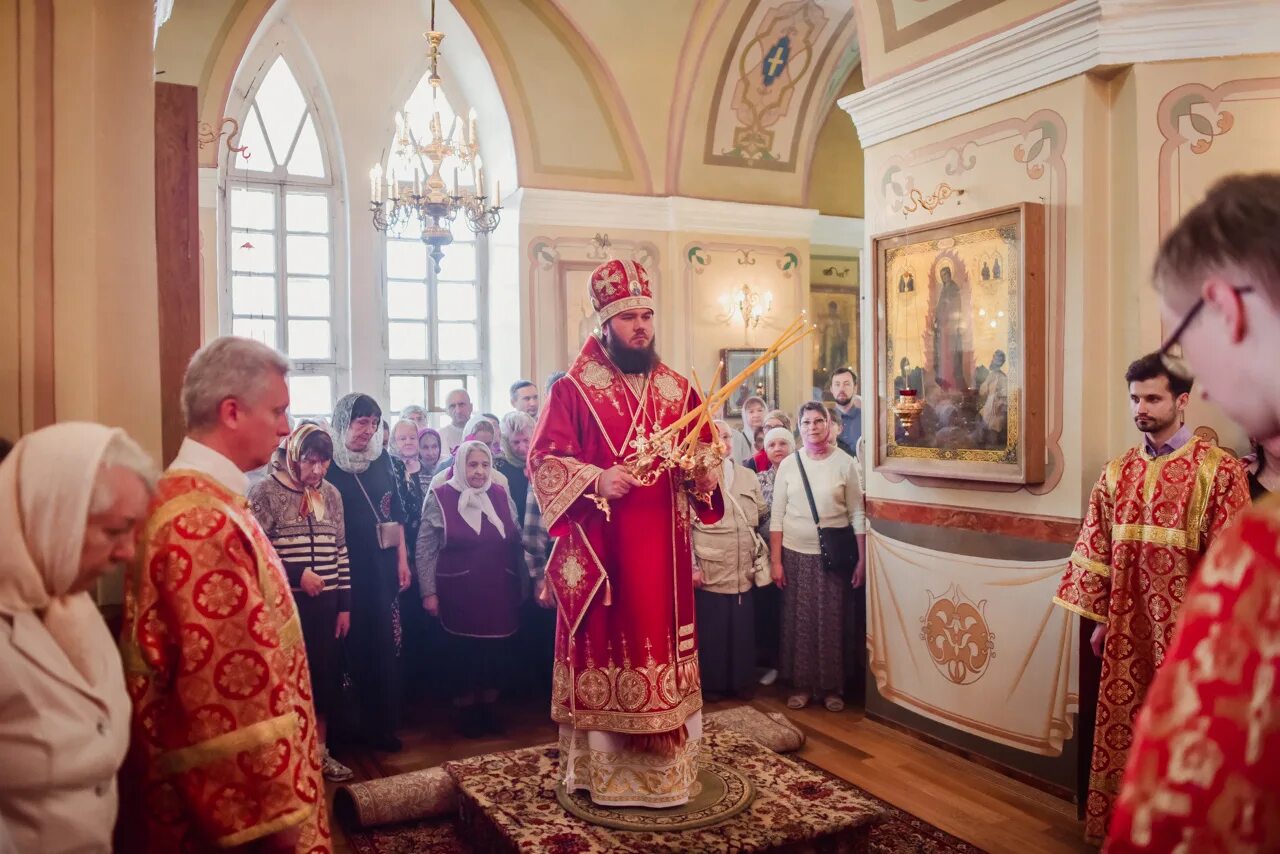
[691,421,768,700]
[0,424,155,853]
[416,440,525,738]
[754,425,796,687]
[432,414,508,487]
[248,423,353,782]
[324,393,411,753]
[415,427,443,493]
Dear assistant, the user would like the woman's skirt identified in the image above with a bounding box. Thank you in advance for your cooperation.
[694,587,755,695]
[779,547,845,694]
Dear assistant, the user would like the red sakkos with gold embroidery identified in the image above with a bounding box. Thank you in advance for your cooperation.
[119,471,330,853]
[1105,496,1280,852]
[530,334,723,736]
[1053,437,1249,845]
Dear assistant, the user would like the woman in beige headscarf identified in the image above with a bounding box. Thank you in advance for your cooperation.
[0,423,156,853]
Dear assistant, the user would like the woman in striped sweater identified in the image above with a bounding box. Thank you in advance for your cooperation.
[249,423,354,782]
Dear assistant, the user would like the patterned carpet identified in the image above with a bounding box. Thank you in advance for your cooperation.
[345,736,982,853]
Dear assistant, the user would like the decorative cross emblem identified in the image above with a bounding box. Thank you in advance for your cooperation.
[763,36,790,86]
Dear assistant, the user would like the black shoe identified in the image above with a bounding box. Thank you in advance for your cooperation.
[368,733,402,753]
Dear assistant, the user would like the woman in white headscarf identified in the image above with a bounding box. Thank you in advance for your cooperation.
[0,423,156,853]
[416,441,524,738]
[691,421,768,700]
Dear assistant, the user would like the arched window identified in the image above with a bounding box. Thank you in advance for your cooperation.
[381,76,487,422]
[224,52,343,421]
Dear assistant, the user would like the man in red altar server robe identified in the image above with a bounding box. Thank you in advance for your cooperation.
[529,258,723,808]
[1107,174,1280,851]
[1053,351,1249,845]
[119,337,330,852]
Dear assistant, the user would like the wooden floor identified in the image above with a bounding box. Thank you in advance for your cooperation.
[328,687,1093,854]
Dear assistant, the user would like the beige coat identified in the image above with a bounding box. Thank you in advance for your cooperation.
[0,610,130,854]
[692,463,766,595]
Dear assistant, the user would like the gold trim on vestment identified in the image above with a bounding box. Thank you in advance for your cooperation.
[215,804,314,849]
[1111,524,1187,549]
[553,691,703,734]
[1069,552,1111,578]
[538,462,603,531]
[1052,596,1106,624]
[1185,446,1227,551]
[157,712,299,775]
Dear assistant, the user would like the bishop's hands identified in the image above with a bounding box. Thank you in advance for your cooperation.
[596,465,645,499]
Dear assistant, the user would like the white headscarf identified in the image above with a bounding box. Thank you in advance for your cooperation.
[330,393,386,474]
[446,441,505,536]
[0,423,135,693]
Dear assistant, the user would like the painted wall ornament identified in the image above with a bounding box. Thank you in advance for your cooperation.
[921,584,995,686]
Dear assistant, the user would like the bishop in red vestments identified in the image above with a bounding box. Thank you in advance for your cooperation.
[530,259,723,807]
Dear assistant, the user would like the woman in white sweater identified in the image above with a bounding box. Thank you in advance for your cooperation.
[769,401,866,711]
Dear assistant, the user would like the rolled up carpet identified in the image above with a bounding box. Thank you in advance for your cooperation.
[704,705,806,753]
[333,765,458,828]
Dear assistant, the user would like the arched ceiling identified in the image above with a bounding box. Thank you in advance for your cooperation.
[156,0,1061,207]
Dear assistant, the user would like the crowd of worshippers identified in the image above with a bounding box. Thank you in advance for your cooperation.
[6,170,1280,854]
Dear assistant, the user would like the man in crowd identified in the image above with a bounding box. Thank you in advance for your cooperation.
[529,258,721,808]
[439,389,473,454]
[1107,174,1280,851]
[830,367,862,456]
[510,379,540,419]
[1053,351,1249,845]
[119,336,329,852]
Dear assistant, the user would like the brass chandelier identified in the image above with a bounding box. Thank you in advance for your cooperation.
[368,0,500,272]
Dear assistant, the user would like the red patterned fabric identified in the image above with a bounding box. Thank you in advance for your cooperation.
[119,471,329,852]
[1052,437,1249,844]
[1106,496,1280,852]
[529,334,722,736]
[589,258,653,324]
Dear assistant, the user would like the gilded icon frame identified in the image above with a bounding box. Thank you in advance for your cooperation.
[872,203,1045,484]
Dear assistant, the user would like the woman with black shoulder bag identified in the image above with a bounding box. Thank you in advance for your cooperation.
[769,401,866,712]
[325,394,412,753]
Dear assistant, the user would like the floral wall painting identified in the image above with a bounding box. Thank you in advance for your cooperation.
[872,203,1045,484]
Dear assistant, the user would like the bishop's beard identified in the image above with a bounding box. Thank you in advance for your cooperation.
[603,329,660,374]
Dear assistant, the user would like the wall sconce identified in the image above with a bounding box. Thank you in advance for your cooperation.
[719,284,773,343]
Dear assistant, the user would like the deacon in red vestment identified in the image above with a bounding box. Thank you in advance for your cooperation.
[529,258,723,808]
[1104,173,1280,852]
[1053,353,1249,845]
[118,337,329,852]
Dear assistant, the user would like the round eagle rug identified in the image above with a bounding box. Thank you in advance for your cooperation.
[555,761,755,832]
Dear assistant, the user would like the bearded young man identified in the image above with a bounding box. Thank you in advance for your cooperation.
[1053,351,1250,845]
[829,367,862,456]
[528,259,722,808]
[1106,174,1280,852]
[119,336,330,852]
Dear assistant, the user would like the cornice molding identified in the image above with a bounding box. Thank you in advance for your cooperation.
[842,0,1280,148]
[511,188,828,240]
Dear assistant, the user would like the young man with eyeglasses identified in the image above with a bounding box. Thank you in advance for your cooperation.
[1052,351,1250,845]
[1106,174,1280,852]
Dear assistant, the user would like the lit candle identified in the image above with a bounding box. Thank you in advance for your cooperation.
[369,164,382,202]
[388,167,397,198]
[477,166,485,196]
[495,178,501,204]
[469,115,477,147]
[453,167,459,194]
[432,111,441,139]
[413,167,420,196]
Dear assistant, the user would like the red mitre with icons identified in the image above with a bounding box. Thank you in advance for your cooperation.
[590,258,653,323]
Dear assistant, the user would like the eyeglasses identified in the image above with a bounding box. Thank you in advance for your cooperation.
[1158,286,1254,379]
